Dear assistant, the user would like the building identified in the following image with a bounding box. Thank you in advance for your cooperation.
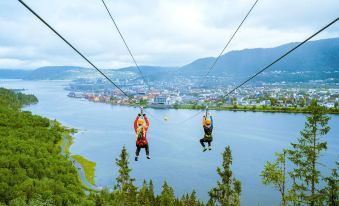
[149,96,171,108]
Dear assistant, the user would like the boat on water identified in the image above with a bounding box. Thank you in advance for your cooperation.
[67,92,84,98]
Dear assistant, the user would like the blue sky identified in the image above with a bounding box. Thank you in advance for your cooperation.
[0,0,338,69]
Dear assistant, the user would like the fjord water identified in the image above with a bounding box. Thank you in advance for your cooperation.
[1,80,338,206]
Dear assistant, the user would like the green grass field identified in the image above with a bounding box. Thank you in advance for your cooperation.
[71,155,96,186]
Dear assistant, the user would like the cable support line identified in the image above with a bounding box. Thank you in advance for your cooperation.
[18,0,130,98]
[177,110,205,125]
[179,17,338,124]
[200,0,259,87]
[178,0,259,124]
[224,17,339,97]
[144,109,164,123]
[101,0,151,91]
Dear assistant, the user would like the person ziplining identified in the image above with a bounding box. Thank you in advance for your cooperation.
[200,107,214,152]
[177,0,260,126]
[133,107,151,161]
[17,0,338,159]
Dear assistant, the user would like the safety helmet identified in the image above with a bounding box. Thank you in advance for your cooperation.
[205,119,211,125]
[137,118,144,125]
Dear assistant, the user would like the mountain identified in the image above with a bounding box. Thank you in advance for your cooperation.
[118,66,178,81]
[23,66,92,80]
[0,38,338,83]
[115,38,339,83]
[179,38,339,83]
[6,65,178,81]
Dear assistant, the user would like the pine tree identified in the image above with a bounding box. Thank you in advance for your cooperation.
[261,150,287,206]
[188,190,198,206]
[159,181,176,206]
[93,188,111,206]
[180,191,199,206]
[287,100,330,205]
[137,180,151,206]
[114,146,137,205]
[180,194,189,206]
[321,162,338,206]
[174,198,182,206]
[148,180,156,205]
[208,145,241,206]
[206,199,215,206]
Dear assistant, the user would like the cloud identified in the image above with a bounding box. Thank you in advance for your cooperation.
[0,0,338,70]
[0,58,52,69]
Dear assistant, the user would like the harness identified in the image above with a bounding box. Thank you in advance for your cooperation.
[204,126,213,135]
[136,126,148,146]
[203,125,213,140]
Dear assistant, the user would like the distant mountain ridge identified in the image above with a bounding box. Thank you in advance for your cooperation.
[180,38,339,76]
[24,66,91,80]
[0,37,338,83]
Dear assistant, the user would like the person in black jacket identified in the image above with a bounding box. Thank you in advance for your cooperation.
[200,113,213,152]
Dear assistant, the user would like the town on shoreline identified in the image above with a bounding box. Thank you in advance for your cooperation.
[68,81,339,114]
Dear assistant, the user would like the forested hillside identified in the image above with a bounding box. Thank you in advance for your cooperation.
[0,88,37,110]
[0,88,89,205]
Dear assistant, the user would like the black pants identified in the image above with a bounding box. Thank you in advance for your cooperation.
[200,139,212,147]
[136,144,149,156]
[200,135,212,147]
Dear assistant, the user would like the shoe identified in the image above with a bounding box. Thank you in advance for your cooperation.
[203,147,207,152]
[147,156,151,159]
[208,146,212,151]
[135,156,138,161]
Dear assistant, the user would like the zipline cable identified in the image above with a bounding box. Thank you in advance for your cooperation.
[101,0,151,91]
[180,17,339,124]
[18,0,338,125]
[144,110,165,123]
[18,0,130,98]
[179,0,259,124]
[225,17,339,96]
[200,0,259,87]
[101,0,161,121]
[19,0,162,121]
[178,109,205,125]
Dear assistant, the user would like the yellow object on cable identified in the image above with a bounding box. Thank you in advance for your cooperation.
[205,119,211,125]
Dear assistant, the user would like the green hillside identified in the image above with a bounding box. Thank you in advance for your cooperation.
[0,88,89,205]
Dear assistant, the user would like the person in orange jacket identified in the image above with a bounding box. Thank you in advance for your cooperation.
[133,113,150,161]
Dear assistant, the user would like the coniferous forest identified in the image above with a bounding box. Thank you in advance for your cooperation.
[0,87,337,206]
[0,88,88,205]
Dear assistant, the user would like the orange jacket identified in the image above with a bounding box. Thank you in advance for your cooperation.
[134,115,149,146]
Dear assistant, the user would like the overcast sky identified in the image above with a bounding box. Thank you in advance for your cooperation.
[0,0,338,70]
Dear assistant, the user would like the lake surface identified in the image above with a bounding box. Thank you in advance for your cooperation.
[1,80,338,206]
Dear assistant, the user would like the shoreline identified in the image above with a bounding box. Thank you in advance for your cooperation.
[172,105,339,114]
[53,121,99,191]
[83,99,339,115]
